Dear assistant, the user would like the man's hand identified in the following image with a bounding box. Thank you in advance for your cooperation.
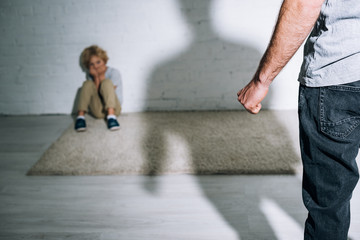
[237,79,269,114]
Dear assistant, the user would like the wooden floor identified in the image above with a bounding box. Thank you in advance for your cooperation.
[0,115,359,240]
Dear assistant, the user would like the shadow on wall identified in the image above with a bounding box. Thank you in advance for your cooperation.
[141,0,303,239]
[144,0,267,111]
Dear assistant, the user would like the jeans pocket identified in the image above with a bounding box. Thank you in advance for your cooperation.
[319,84,360,140]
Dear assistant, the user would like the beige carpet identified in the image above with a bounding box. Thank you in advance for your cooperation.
[27,111,301,176]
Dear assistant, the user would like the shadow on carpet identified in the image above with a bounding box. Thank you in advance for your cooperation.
[27,111,301,176]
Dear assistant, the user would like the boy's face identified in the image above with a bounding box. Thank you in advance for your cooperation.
[88,55,106,76]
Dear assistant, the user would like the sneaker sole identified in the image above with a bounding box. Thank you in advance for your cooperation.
[109,126,120,131]
[76,128,86,132]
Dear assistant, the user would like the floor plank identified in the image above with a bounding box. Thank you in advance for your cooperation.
[0,114,359,240]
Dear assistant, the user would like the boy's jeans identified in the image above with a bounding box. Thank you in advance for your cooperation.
[298,80,360,240]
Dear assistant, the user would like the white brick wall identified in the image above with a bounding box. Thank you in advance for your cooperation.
[0,0,301,115]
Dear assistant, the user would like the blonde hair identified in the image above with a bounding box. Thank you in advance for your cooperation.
[80,45,109,70]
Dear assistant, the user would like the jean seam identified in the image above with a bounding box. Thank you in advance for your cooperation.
[328,85,360,92]
[321,120,360,138]
[319,87,360,139]
[304,194,312,208]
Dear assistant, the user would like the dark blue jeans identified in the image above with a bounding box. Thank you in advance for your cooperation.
[298,81,360,240]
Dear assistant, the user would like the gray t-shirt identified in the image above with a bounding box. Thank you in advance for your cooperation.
[87,66,123,104]
[298,0,360,87]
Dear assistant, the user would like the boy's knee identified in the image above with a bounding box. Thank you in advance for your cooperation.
[99,79,115,96]
[82,80,95,91]
[101,79,113,87]
[100,79,115,92]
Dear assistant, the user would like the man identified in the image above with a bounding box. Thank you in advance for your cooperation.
[237,0,360,239]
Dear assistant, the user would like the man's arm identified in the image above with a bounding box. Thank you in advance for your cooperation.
[237,0,325,114]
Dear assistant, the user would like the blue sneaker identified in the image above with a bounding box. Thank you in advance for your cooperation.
[107,118,120,131]
[75,118,86,132]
